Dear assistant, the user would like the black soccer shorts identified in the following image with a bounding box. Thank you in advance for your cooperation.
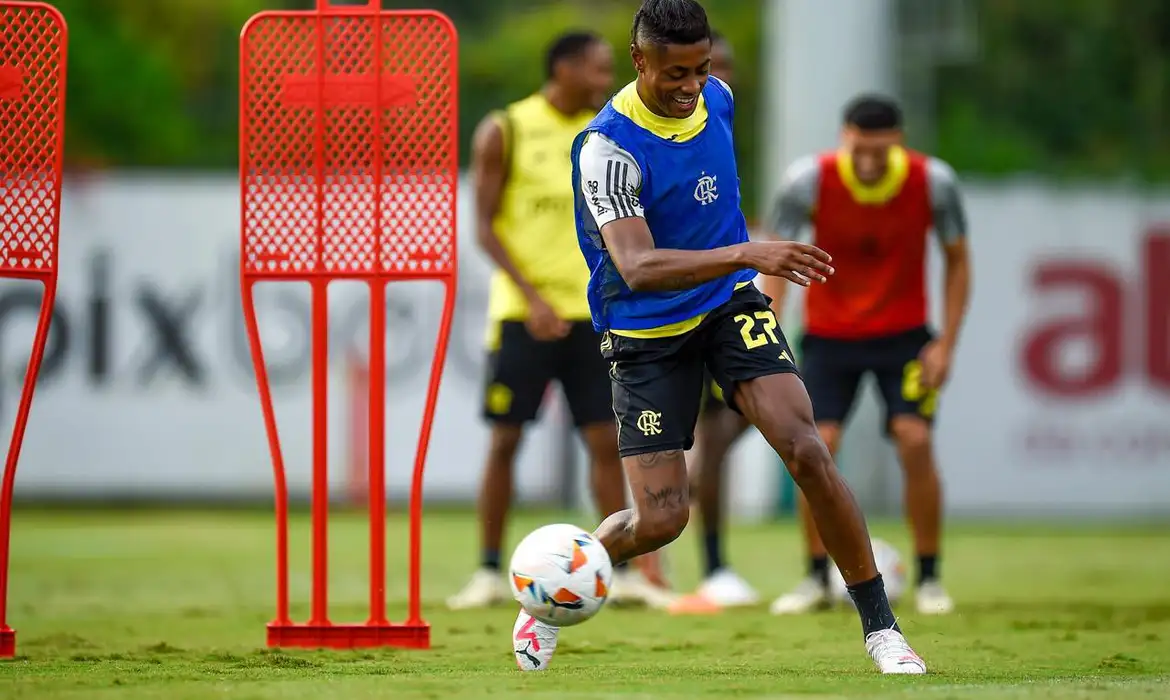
[602,285,800,458]
[699,370,731,415]
[799,325,939,430]
[482,321,613,427]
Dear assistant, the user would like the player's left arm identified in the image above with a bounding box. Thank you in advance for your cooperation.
[921,158,971,390]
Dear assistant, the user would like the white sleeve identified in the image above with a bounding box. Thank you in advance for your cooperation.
[766,156,819,240]
[577,132,644,226]
[926,157,968,244]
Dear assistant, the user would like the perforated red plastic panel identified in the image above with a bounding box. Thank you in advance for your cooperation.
[239,2,457,651]
[0,0,67,660]
[0,1,67,278]
[240,8,458,279]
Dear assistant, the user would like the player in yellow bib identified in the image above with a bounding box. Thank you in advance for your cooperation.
[448,31,671,611]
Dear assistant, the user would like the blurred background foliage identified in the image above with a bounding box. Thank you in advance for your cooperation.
[53,0,1170,208]
[929,0,1170,183]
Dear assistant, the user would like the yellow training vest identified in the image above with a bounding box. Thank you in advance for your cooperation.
[486,93,594,326]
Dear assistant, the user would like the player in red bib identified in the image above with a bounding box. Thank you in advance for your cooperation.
[767,95,970,616]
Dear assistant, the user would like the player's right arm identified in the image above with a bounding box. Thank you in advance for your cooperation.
[472,112,568,340]
[576,133,832,292]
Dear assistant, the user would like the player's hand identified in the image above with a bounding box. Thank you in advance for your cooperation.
[525,295,571,342]
[742,241,835,287]
[919,340,954,390]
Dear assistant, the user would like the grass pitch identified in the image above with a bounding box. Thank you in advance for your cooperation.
[2,507,1168,699]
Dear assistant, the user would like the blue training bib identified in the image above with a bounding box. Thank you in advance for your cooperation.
[571,79,756,333]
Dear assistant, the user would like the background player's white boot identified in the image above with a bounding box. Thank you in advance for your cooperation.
[633,549,671,589]
[865,629,927,674]
[608,567,677,609]
[915,580,955,615]
[512,610,559,671]
[446,568,509,610]
[769,576,831,615]
[667,568,760,614]
[697,568,760,607]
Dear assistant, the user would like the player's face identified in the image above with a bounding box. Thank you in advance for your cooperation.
[842,127,903,185]
[631,39,711,119]
[709,41,734,87]
[574,41,615,111]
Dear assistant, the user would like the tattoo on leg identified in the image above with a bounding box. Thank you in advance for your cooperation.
[636,449,682,469]
[644,485,687,510]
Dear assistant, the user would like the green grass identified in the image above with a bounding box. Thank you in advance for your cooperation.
[2,507,1169,698]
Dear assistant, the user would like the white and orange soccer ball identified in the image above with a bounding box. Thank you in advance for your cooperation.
[828,538,909,605]
[509,523,613,627]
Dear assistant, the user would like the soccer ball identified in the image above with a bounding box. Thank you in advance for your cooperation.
[828,538,908,605]
[508,523,613,627]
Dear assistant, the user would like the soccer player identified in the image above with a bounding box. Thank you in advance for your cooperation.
[511,0,926,674]
[621,28,750,604]
[667,28,760,611]
[766,94,969,617]
[448,30,670,611]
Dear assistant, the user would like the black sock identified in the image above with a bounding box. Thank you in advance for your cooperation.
[918,555,938,585]
[703,530,724,576]
[847,574,901,637]
[809,556,830,587]
[482,549,501,571]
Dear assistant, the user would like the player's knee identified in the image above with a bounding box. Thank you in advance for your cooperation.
[686,465,703,499]
[635,502,690,550]
[781,430,835,490]
[817,423,843,454]
[589,458,622,484]
[889,417,933,462]
[487,425,523,466]
[689,447,719,490]
[580,423,620,467]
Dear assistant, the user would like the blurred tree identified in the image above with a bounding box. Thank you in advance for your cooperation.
[930,0,1170,183]
[54,0,293,169]
[51,0,766,210]
[47,0,1170,187]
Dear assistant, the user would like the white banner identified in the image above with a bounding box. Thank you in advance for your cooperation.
[935,184,1170,516]
[2,174,1167,517]
[1,174,566,502]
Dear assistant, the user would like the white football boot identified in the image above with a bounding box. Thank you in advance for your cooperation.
[608,566,677,609]
[667,568,760,614]
[915,580,955,615]
[769,576,832,615]
[633,549,671,590]
[697,568,760,607]
[512,610,559,671]
[446,568,509,610]
[865,628,927,674]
